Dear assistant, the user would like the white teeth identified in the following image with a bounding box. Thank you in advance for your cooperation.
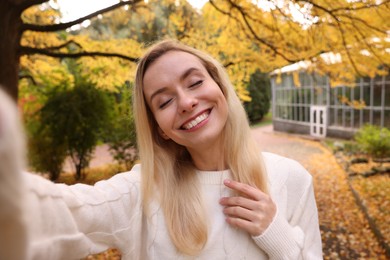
[183,112,209,130]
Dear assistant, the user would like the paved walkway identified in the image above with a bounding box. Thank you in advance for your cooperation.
[63,144,114,173]
[251,124,323,163]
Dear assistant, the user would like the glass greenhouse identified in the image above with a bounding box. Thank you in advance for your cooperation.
[271,69,390,139]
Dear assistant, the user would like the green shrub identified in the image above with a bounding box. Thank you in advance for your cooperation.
[105,82,138,170]
[244,69,271,123]
[28,124,67,181]
[355,125,390,159]
[33,82,112,181]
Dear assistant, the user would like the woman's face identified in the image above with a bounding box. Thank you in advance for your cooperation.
[143,51,229,151]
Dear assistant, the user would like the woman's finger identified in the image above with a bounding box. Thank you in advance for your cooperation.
[223,179,266,201]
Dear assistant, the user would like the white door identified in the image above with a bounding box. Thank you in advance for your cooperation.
[310,106,327,138]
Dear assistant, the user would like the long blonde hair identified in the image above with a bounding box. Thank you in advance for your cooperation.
[134,40,268,255]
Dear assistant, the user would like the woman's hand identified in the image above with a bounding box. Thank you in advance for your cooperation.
[219,179,276,237]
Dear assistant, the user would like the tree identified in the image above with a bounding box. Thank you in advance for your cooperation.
[244,69,271,123]
[207,0,390,86]
[27,115,67,181]
[40,80,112,180]
[83,0,201,43]
[105,82,138,170]
[2,0,389,103]
[1,0,142,102]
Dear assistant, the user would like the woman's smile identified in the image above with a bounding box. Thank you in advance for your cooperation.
[181,109,211,130]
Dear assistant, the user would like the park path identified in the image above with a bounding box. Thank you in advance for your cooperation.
[80,124,386,259]
[252,125,386,259]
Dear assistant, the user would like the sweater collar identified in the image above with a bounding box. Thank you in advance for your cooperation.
[196,169,232,185]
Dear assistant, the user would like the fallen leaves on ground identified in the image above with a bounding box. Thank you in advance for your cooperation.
[350,175,390,247]
[84,248,121,260]
[300,142,387,259]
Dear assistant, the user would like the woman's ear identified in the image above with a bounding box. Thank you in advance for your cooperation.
[158,127,170,140]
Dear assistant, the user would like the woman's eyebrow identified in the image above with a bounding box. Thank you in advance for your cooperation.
[180,67,201,82]
[150,87,169,104]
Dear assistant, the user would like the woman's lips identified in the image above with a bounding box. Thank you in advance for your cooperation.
[181,110,210,130]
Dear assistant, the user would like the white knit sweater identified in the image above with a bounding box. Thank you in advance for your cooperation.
[23,152,322,260]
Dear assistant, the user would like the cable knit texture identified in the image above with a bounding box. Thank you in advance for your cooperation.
[24,153,323,259]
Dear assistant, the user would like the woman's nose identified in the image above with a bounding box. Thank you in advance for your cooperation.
[178,92,198,113]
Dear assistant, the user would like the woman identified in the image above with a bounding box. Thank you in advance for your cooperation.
[0,40,322,259]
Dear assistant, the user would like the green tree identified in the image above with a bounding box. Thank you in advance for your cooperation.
[27,117,67,181]
[1,0,141,101]
[41,80,111,180]
[105,82,138,170]
[244,69,271,123]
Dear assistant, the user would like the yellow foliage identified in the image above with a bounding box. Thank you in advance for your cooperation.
[337,95,366,109]
[20,55,74,88]
[275,73,282,84]
[197,0,389,91]
[71,37,143,90]
[292,71,301,87]
[22,4,60,25]
[19,0,390,103]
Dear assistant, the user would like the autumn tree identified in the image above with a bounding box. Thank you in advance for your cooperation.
[2,0,389,102]
[82,0,201,42]
[207,0,390,86]
[1,0,143,102]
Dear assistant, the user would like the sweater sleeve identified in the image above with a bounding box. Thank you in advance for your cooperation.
[252,156,323,259]
[24,169,142,260]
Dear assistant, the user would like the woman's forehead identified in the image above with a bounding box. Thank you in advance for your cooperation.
[143,51,206,84]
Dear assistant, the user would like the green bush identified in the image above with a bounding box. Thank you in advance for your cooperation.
[28,123,67,181]
[355,125,390,159]
[105,82,138,170]
[42,83,112,180]
[243,69,271,123]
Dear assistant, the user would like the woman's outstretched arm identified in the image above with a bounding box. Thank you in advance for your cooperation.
[0,89,143,260]
[0,88,29,260]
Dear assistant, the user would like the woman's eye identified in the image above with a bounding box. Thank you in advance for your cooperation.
[189,80,203,88]
[159,99,172,109]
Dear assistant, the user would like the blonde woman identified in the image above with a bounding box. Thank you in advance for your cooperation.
[0,40,322,259]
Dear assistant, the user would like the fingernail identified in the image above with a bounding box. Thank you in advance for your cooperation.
[224,179,231,185]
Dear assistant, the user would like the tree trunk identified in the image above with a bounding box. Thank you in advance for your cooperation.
[0,1,23,102]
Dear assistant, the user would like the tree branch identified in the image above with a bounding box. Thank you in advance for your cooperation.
[21,0,143,32]
[20,46,138,63]
[337,14,388,34]
[17,0,46,11]
[226,0,300,63]
[331,0,390,13]
[335,19,363,77]
[297,0,390,15]
[46,40,82,50]
[19,74,37,85]
[350,21,389,69]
